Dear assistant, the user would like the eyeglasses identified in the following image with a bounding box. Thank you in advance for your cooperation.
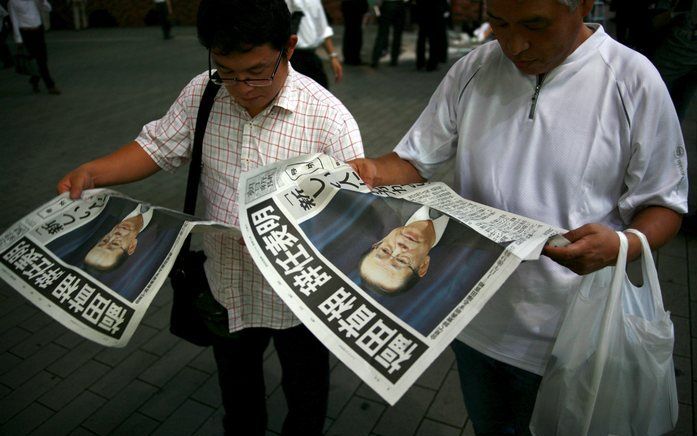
[371,241,419,275]
[208,49,285,87]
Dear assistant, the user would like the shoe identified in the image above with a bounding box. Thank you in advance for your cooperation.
[370,62,378,69]
[30,80,40,93]
[48,86,61,95]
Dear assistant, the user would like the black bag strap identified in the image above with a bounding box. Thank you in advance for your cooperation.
[180,79,221,253]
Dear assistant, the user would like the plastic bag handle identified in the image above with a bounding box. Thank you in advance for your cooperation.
[624,228,665,313]
[582,231,628,434]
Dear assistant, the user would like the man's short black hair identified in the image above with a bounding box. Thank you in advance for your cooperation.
[197,0,291,54]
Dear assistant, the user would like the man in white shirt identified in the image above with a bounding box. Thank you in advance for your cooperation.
[350,0,687,433]
[286,0,342,88]
[8,0,59,94]
[56,1,364,435]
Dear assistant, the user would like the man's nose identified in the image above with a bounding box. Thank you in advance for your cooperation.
[505,33,530,57]
[394,240,412,253]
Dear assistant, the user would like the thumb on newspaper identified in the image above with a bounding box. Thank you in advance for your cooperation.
[57,168,95,200]
[347,157,379,188]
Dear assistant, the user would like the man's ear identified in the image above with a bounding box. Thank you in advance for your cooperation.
[578,0,595,18]
[127,239,137,256]
[286,34,298,61]
[417,256,430,277]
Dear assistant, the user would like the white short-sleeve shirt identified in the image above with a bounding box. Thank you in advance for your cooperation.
[395,25,688,374]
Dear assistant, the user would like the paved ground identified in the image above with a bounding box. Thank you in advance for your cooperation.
[0,24,695,436]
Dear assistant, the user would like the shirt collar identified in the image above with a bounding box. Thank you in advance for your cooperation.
[560,23,606,67]
[271,64,300,114]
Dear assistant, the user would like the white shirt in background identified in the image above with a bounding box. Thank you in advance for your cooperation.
[8,0,51,43]
[286,0,333,49]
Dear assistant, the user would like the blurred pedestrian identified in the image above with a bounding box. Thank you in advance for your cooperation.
[650,0,697,232]
[341,0,368,65]
[370,0,407,67]
[415,0,448,71]
[286,0,342,88]
[8,0,60,94]
[68,0,87,30]
[651,0,697,121]
[0,1,13,69]
[610,0,654,53]
[153,0,172,40]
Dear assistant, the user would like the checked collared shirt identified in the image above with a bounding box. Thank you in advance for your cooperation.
[137,66,364,332]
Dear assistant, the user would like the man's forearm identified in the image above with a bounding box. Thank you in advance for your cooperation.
[58,140,162,199]
[82,141,161,187]
[625,206,683,261]
[349,152,425,187]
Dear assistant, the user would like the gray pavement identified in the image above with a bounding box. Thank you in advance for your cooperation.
[0,25,695,436]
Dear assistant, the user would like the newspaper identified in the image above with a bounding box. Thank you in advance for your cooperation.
[0,189,238,348]
[239,153,565,405]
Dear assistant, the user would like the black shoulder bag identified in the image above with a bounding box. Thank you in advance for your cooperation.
[168,79,230,346]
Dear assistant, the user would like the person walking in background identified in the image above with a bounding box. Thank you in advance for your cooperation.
[153,0,172,40]
[68,0,87,30]
[650,0,697,233]
[651,0,697,122]
[286,0,342,89]
[8,0,59,94]
[370,0,407,67]
[341,0,368,65]
[415,0,448,71]
[610,0,654,53]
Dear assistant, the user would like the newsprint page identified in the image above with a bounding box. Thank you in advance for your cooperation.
[0,189,235,347]
[239,153,565,405]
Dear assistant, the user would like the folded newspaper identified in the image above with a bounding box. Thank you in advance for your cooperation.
[239,153,564,404]
[0,153,564,405]
[0,189,234,347]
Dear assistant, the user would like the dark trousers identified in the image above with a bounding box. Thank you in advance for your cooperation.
[341,0,368,64]
[156,2,171,39]
[213,325,329,436]
[451,341,542,436]
[371,1,406,66]
[0,19,12,68]
[416,13,446,70]
[290,48,329,89]
[19,26,54,88]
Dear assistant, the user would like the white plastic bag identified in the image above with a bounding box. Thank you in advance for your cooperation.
[530,230,678,435]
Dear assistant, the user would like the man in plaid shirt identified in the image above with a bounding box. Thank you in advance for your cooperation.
[57,1,364,434]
